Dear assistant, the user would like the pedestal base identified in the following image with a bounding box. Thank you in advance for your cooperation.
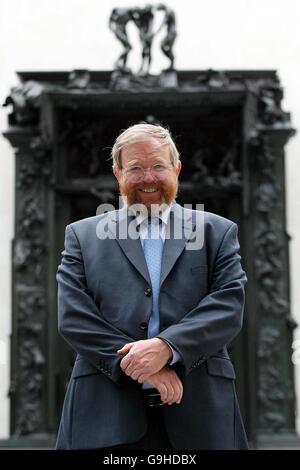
[0,434,55,449]
[256,432,300,449]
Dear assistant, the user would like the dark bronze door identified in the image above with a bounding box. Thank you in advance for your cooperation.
[4,70,297,449]
[52,103,248,431]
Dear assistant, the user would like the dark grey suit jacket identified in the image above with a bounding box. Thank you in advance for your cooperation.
[56,203,248,450]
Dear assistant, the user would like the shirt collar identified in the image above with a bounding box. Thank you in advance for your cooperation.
[133,202,173,228]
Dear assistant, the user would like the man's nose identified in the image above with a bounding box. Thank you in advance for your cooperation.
[143,168,156,183]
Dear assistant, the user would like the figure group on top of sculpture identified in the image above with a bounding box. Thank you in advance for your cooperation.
[109,4,177,75]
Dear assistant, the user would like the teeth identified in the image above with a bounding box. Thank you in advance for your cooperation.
[141,188,157,193]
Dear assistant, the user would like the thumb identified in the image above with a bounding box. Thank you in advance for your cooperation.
[117,343,134,355]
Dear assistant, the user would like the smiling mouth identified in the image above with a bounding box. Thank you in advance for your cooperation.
[139,188,159,193]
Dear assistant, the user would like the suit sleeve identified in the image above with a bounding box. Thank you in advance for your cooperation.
[157,222,247,376]
[57,224,135,384]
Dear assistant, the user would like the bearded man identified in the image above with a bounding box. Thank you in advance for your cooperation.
[55,123,248,450]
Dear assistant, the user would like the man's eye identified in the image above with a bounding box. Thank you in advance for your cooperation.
[153,163,166,171]
[128,166,142,172]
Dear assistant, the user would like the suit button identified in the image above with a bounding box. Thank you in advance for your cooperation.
[144,287,152,296]
[140,322,148,330]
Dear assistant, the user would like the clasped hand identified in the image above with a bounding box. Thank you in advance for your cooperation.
[117,338,183,405]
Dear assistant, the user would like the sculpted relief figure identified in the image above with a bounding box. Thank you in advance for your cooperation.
[109,4,177,74]
[109,8,134,71]
[132,5,154,76]
[156,4,177,70]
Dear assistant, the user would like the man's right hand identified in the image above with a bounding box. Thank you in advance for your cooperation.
[145,367,183,405]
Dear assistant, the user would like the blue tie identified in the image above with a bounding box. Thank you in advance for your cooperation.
[143,218,164,339]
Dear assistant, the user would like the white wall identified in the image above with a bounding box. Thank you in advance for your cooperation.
[1,0,300,438]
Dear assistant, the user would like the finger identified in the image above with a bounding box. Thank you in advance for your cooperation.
[168,377,179,404]
[163,380,175,405]
[120,355,131,370]
[117,343,134,355]
[127,355,146,376]
[129,357,153,378]
[173,379,182,404]
[167,373,182,405]
[121,354,138,373]
[125,356,143,376]
[131,370,140,381]
[158,383,168,402]
[124,367,134,377]
[177,379,183,404]
[171,375,183,404]
[117,346,130,355]
[179,384,183,404]
[166,389,175,405]
[124,363,136,376]
[137,374,147,384]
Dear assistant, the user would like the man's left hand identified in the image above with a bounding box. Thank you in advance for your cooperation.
[117,338,172,382]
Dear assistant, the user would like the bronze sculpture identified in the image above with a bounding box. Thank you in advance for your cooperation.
[156,4,177,70]
[109,4,177,74]
[132,5,154,75]
[109,8,134,71]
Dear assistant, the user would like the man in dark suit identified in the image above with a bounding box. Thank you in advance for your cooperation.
[56,123,248,450]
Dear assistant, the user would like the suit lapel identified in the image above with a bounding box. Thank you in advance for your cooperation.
[107,204,195,287]
[109,209,151,285]
[160,203,194,287]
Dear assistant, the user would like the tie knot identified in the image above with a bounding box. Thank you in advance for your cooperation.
[147,216,160,226]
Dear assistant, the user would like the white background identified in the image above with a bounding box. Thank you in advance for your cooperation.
[0,0,300,438]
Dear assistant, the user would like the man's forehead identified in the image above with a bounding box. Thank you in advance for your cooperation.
[123,138,165,152]
[121,139,169,159]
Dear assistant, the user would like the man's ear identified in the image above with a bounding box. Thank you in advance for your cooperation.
[113,166,121,183]
[175,160,182,178]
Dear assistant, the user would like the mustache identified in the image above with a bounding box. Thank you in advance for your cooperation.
[119,180,179,206]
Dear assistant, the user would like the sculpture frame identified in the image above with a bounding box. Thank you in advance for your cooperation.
[2,69,298,449]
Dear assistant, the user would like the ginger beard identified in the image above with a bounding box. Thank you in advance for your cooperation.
[114,138,182,212]
[119,175,179,210]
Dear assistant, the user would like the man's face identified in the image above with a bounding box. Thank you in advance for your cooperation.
[113,137,181,210]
